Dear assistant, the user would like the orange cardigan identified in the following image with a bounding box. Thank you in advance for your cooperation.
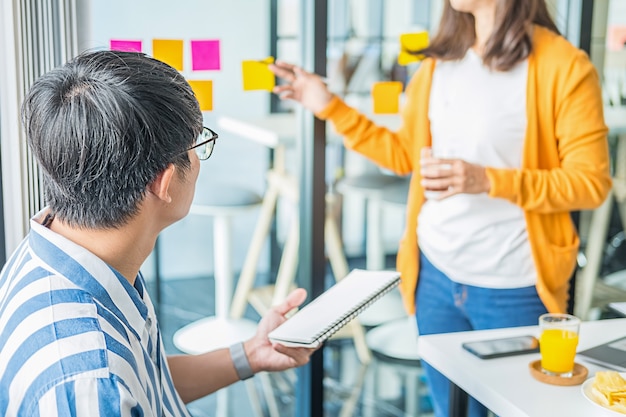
[317,26,612,315]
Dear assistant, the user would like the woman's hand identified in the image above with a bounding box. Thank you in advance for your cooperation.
[244,288,317,373]
[420,147,491,200]
[268,60,334,114]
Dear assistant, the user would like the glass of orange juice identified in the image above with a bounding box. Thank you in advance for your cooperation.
[539,313,580,377]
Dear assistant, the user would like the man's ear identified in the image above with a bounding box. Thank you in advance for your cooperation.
[149,164,176,203]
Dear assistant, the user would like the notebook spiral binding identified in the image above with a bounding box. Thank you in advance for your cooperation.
[312,279,400,344]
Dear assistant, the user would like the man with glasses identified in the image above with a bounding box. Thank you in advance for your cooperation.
[0,51,314,417]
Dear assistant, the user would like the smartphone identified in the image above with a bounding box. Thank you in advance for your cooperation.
[462,335,539,359]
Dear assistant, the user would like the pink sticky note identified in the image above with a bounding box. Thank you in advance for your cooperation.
[110,40,142,53]
[191,40,221,71]
[608,26,626,51]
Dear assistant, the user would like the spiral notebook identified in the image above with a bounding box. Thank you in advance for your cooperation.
[268,269,401,348]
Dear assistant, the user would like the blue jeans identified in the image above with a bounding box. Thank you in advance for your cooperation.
[415,253,548,417]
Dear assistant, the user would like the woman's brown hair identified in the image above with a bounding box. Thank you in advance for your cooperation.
[416,0,560,71]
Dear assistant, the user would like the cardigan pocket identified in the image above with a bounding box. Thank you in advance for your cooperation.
[540,238,579,293]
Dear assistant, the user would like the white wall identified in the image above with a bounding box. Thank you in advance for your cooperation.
[608,0,626,25]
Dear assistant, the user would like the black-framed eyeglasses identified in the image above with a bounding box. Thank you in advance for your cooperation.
[187,127,218,160]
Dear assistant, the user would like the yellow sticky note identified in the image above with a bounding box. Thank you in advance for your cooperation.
[372,81,403,114]
[188,80,213,111]
[242,57,276,91]
[152,39,184,71]
[398,32,429,66]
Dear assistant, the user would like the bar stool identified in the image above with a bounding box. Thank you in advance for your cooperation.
[364,316,429,417]
[172,183,278,417]
[336,173,409,270]
[213,123,371,365]
[342,175,410,329]
[186,183,263,319]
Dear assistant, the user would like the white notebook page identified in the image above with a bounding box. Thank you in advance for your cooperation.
[268,269,401,347]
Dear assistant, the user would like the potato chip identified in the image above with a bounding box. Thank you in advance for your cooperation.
[592,371,626,414]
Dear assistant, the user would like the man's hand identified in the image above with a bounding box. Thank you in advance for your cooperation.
[244,288,317,373]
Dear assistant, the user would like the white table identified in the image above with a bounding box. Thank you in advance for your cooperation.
[417,318,626,417]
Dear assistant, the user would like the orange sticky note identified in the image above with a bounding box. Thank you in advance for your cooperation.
[242,57,275,91]
[398,32,429,66]
[188,80,213,111]
[152,39,184,71]
[372,81,403,114]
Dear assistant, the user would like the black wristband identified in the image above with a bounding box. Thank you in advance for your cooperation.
[229,342,254,380]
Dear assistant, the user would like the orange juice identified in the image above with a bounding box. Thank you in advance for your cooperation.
[540,328,579,374]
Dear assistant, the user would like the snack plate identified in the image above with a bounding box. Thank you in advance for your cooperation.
[581,374,626,416]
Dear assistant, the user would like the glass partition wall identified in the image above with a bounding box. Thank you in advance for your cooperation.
[285,2,434,416]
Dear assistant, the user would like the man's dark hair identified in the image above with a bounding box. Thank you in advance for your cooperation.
[21,50,203,228]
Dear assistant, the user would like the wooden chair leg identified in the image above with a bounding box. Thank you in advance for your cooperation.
[258,373,281,417]
[366,198,385,270]
[243,378,266,417]
[338,364,369,417]
[272,215,300,307]
[344,319,372,365]
[325,206,350,281]
[230,184,280,318]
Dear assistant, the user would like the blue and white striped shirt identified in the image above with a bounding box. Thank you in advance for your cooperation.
[0,209,191,417]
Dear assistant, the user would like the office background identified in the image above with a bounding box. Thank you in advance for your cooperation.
[1,1,626,416]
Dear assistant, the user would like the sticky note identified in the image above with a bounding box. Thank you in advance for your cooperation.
[152,39,184,71]
[241,57,275,91]
[191,40,221,71]
[110,40,142,53]
[398,32,429,66]
[188,80,213,111]
[372,81,403,114]
[608,26,626,51]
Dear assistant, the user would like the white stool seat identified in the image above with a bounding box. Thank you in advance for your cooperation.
[189,183,262,319]
[358,287,407,328]
[364,317,427,417]
[173,317,278,417]
[336,173,405,199]
[173,317,258,354]
[366,316,419,364]
[190,183,263,216]
[176,184,268,417]
[604,269,626,288]
[337,174,409,270]
[381,178,410,207]
[339,177,410,328]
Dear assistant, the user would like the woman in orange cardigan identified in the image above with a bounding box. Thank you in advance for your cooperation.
[270,1,612,416]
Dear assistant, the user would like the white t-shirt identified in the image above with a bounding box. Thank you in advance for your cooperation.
[417,49,536,288]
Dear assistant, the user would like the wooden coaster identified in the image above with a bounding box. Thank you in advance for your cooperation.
[528,360,588,386]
